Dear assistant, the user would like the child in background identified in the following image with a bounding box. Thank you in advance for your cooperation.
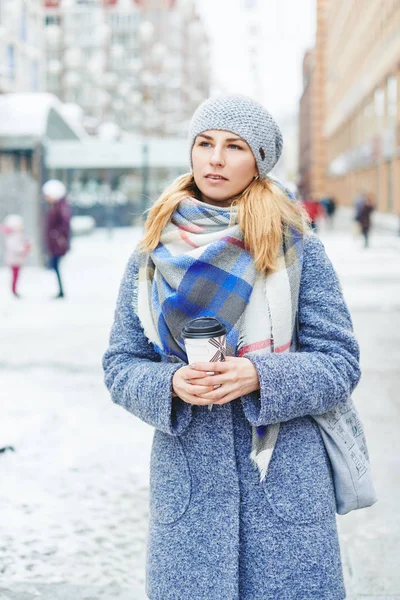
[1,214,31,298]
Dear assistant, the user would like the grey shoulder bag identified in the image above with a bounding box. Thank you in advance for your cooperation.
[295,314,378,515]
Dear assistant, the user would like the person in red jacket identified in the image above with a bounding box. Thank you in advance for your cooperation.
[301,196,323,231]
[43,179,71,299]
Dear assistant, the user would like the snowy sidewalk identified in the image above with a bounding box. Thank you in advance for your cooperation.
[1,224,400,599]
[1,229,151,599]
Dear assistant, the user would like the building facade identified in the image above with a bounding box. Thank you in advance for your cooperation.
[0,0,44,94]
[44,0,118,129]
[323,0,400,214]
[43,0,210,136]
[298,49,313,197]
[298,0,327,200]
[0,0,45,173]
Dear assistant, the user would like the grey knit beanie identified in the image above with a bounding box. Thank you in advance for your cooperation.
[188,94,283,179]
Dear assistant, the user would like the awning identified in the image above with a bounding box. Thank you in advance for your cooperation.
[0,93,86,150]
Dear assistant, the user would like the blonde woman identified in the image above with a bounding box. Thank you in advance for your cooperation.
[103,94,360,600]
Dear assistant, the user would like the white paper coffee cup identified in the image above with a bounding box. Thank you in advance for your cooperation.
[183,335,226,364]
[182,317,227,411]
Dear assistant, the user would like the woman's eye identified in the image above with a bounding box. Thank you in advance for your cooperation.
[228,144,242,150]
[198,141,211,147]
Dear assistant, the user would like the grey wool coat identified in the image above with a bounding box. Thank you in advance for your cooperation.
[102,234,361,600]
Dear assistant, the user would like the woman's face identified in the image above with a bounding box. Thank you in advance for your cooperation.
[192,130,258,207]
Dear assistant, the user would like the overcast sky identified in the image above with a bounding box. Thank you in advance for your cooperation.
[196,0,316,121]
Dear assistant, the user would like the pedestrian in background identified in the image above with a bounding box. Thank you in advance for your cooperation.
[1,214,31,298]
[321,195,337,228]
[353,190,366,220]
[42,179,71,299]
[301,196,323,231]
[353,190,366,237]
[103,94,361,600]
[358,194,375,248]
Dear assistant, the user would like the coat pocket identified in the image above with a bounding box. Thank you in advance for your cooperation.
[263,418,336,524]
[149,431,191,525]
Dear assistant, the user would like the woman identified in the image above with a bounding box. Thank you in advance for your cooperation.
[103,94,360,600]
[42,179,71,299]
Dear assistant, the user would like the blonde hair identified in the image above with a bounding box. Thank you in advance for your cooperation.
[140,173,309,274]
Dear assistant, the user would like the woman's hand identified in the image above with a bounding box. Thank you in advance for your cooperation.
[172,365,217,406]
[177,357,260,407]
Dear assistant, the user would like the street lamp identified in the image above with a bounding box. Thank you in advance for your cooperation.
[129,90,142,106]
[97,90,111,108]
[64,48,82,70]
[63,71,81,88]
[87,53,106,78]
[152,42,167,63]
[113,99,124,112]
[48,59,62,75]
[138,21,155,42]
[187,20,204,43]
[110,44,125,60]
[103,72,118,89]
[118,81,131,97]
[45,24,62,46]
[130,58,143,73]
[96,23,111,45]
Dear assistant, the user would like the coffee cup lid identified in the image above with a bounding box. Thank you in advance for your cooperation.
[182,317,227,339]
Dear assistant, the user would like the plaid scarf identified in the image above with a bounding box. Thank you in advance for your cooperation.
[135,196,304,481]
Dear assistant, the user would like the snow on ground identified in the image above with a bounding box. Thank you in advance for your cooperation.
[1,229,150,597]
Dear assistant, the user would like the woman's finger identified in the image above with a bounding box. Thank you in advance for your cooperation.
[186,376,218,387]
[191,373,228,387]
[185,383,215,396]
[197,383,236,402]
[184,367,217,382]
[189,361,231,373]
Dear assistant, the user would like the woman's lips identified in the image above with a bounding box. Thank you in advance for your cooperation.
[205,174,228,182]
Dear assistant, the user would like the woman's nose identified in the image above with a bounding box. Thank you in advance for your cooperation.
[210,146,225,166]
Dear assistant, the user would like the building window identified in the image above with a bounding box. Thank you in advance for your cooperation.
[374,88,385,119]
[20,3,27,41]
[45,15,61,25]
[387,75,397,125]
[387,159,393,211]
[32,61,39,91]
[7,45,15,80]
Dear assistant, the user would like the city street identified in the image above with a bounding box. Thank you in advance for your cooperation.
[1,216,400,600]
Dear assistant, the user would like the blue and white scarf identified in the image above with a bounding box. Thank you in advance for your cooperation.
[135,196,304,480]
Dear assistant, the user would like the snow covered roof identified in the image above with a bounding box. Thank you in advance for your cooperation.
[0,93,87,150]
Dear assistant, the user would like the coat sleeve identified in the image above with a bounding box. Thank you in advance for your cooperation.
[241,234,361,425]
[102,251,193,435]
